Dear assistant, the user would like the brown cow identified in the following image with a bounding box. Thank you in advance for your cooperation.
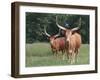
[56,17,82,64]
[44,27,66,59]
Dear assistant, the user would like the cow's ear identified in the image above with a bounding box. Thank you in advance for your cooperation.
[72,29,80,34]
[72,31,75,34]
[61,30,66,35]
[54,37,57,39]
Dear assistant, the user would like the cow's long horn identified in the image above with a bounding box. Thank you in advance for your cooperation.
[72,18,81,31]
[44,27,51,37]
[56,16,66,31]
[71,27,80,31]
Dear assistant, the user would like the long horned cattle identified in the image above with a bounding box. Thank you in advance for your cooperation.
[44,27,66,58]
[56,16,82,64]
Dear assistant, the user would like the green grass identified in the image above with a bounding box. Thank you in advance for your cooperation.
[26,43,89,67]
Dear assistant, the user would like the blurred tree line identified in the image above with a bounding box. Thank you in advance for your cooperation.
[26,12,89,44]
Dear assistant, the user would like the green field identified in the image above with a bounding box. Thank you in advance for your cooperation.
[26,43,89,67]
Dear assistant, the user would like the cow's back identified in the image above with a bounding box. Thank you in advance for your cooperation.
[73,33,81,49]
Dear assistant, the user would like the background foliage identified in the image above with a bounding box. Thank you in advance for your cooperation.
[26,12,89,44]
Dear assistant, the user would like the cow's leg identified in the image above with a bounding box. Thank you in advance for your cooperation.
[52,49,57,59]
[66,53,69,63]
[66,50,70,63]
[55,50,59,59]
[67,52,72,64]
[70,53,72,64]
[62,53,65,60]
[69,49,76,64]
[70,53,73,64]
[71,52,76,64]
[68,50,73,64]
[55,50,57,56]
[53,49,58,57]
[61,50,65,60]
[52,49,55,55]
[75,49,79,63]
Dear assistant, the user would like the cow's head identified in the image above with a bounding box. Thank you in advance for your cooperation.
[56,16,81,43]
[44,27,60,44]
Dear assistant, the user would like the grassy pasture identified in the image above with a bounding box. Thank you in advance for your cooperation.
[26,43,89,67]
